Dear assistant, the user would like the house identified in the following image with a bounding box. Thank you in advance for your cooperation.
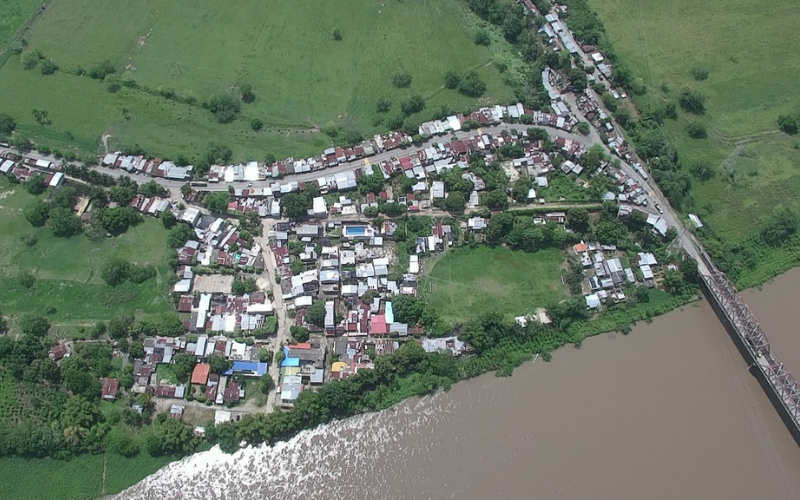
[432,181,445,199]
[223,382,242,403]
[101,377,119,401]
[422,336,466,356]
[467,217,486,231]
[191,363,211,385]
[48,343,69,361]
[280,375,303,406]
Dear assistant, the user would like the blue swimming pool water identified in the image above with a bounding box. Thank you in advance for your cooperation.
[345,227,367,235]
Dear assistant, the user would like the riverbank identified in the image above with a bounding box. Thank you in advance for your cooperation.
[115,275,800,499]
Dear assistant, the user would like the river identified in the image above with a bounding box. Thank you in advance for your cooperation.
[118,272,800,500]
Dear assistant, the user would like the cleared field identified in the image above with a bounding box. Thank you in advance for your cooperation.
[423,246,566,324]
[0,177,172,325]
[1,0,514,160]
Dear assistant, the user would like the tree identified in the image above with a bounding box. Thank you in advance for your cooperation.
[160,210,176,229]
[0,113,16,135]
[634,286,650,303]
[108,314,133,340]
[167,224,194,248]
[89,60,116,80]
[101,206,140,234]
[31,108,51,126]
[444,70,461,89]
[259,374,274,394]
[129,340,145,360]
[101,258,131,286]
[363,206,379,217]
[231,277,258,295]
[18,314,50,337]
[474,30,490,46]
[205,93,241,123]
[567,207,591,233]
[61,357,101,398]
[686,122,707,139]
[40,57,58,75]
[663,269,685,295]
[172,353,197,381]
[207,353,232,374]
[206,142,233,165]
[205,191,230,214]
[332,28,342,41]
[307,300,327,328]
[689,160,715,182]
[443,192,466,212]
[390,72,412,88]
[778,114,798,135]
[48,208,82,237]
[576,122,591,135]
[250,118,264,131]
[678,86,706,114]
[25,175,47,195]
[290,325,309,343]
[21,50,41,70]
[376,97,391,114]
[146,418,199,456]
[281,192,312,218]
[458,71,486,97]
[240,84,255,103]
[485,189,508,210]
[400,95,425,116]
[24,199,50,227]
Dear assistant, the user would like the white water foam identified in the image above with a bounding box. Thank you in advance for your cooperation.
[117,393,457,500]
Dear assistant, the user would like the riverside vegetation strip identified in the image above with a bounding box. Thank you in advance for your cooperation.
[573,0,800,287]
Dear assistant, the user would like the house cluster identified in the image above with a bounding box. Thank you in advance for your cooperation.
[101,152,193,180]
[177,292,273,333]
[117,334,269,408]
[128,192,172,217]
[278,342,327,407]
[173,208,265,293]
[574,87,629,158]
[0,150,65,187]
[573,241,661,309]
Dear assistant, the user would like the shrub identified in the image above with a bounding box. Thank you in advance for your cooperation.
[686,122,707,139]
[474,30,490,46]
[458,71,486,97]
[390,72,412,88]
[444,70,461,89]
[690,65,708,81]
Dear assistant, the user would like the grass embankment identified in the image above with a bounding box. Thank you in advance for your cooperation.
[0,177,172,333]
[423,245,567,324]
[0,0,514,159]
[585,0,800,286]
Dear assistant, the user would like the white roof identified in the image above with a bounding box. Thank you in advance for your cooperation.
[48,172,63,187]
[585,294,601,309]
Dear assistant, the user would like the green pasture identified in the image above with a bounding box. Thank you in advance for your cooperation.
[423,246,566,324]
[588,0,800,283]
[0,177,172,327]
[1,0,514,160]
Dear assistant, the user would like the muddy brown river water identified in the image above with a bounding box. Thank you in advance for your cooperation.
[118,271,800,500]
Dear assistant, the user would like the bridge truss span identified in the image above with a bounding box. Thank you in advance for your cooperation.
[702,270,800,431]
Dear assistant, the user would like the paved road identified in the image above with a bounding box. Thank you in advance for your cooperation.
[1,123,596,193]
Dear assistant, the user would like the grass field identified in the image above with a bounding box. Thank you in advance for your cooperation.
[0,0,41,49]
[0,177,172,329]
[0,0,515,160]
[423,246,567,324]
[587,0,800,282]
[0,453,174,500]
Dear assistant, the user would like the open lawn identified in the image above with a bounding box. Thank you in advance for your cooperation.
[0,177,172,329]
[0,453,174,500]
[423,246,566,324]
[588,0,800,284]
[0,0,515,160]
[0,0,41,50]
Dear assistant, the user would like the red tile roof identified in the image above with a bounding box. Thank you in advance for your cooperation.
[101,377,119,400]
[191,363,211,385]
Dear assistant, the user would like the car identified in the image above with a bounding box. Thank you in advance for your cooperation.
[247,182,253,187]
[655,203,663,214]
